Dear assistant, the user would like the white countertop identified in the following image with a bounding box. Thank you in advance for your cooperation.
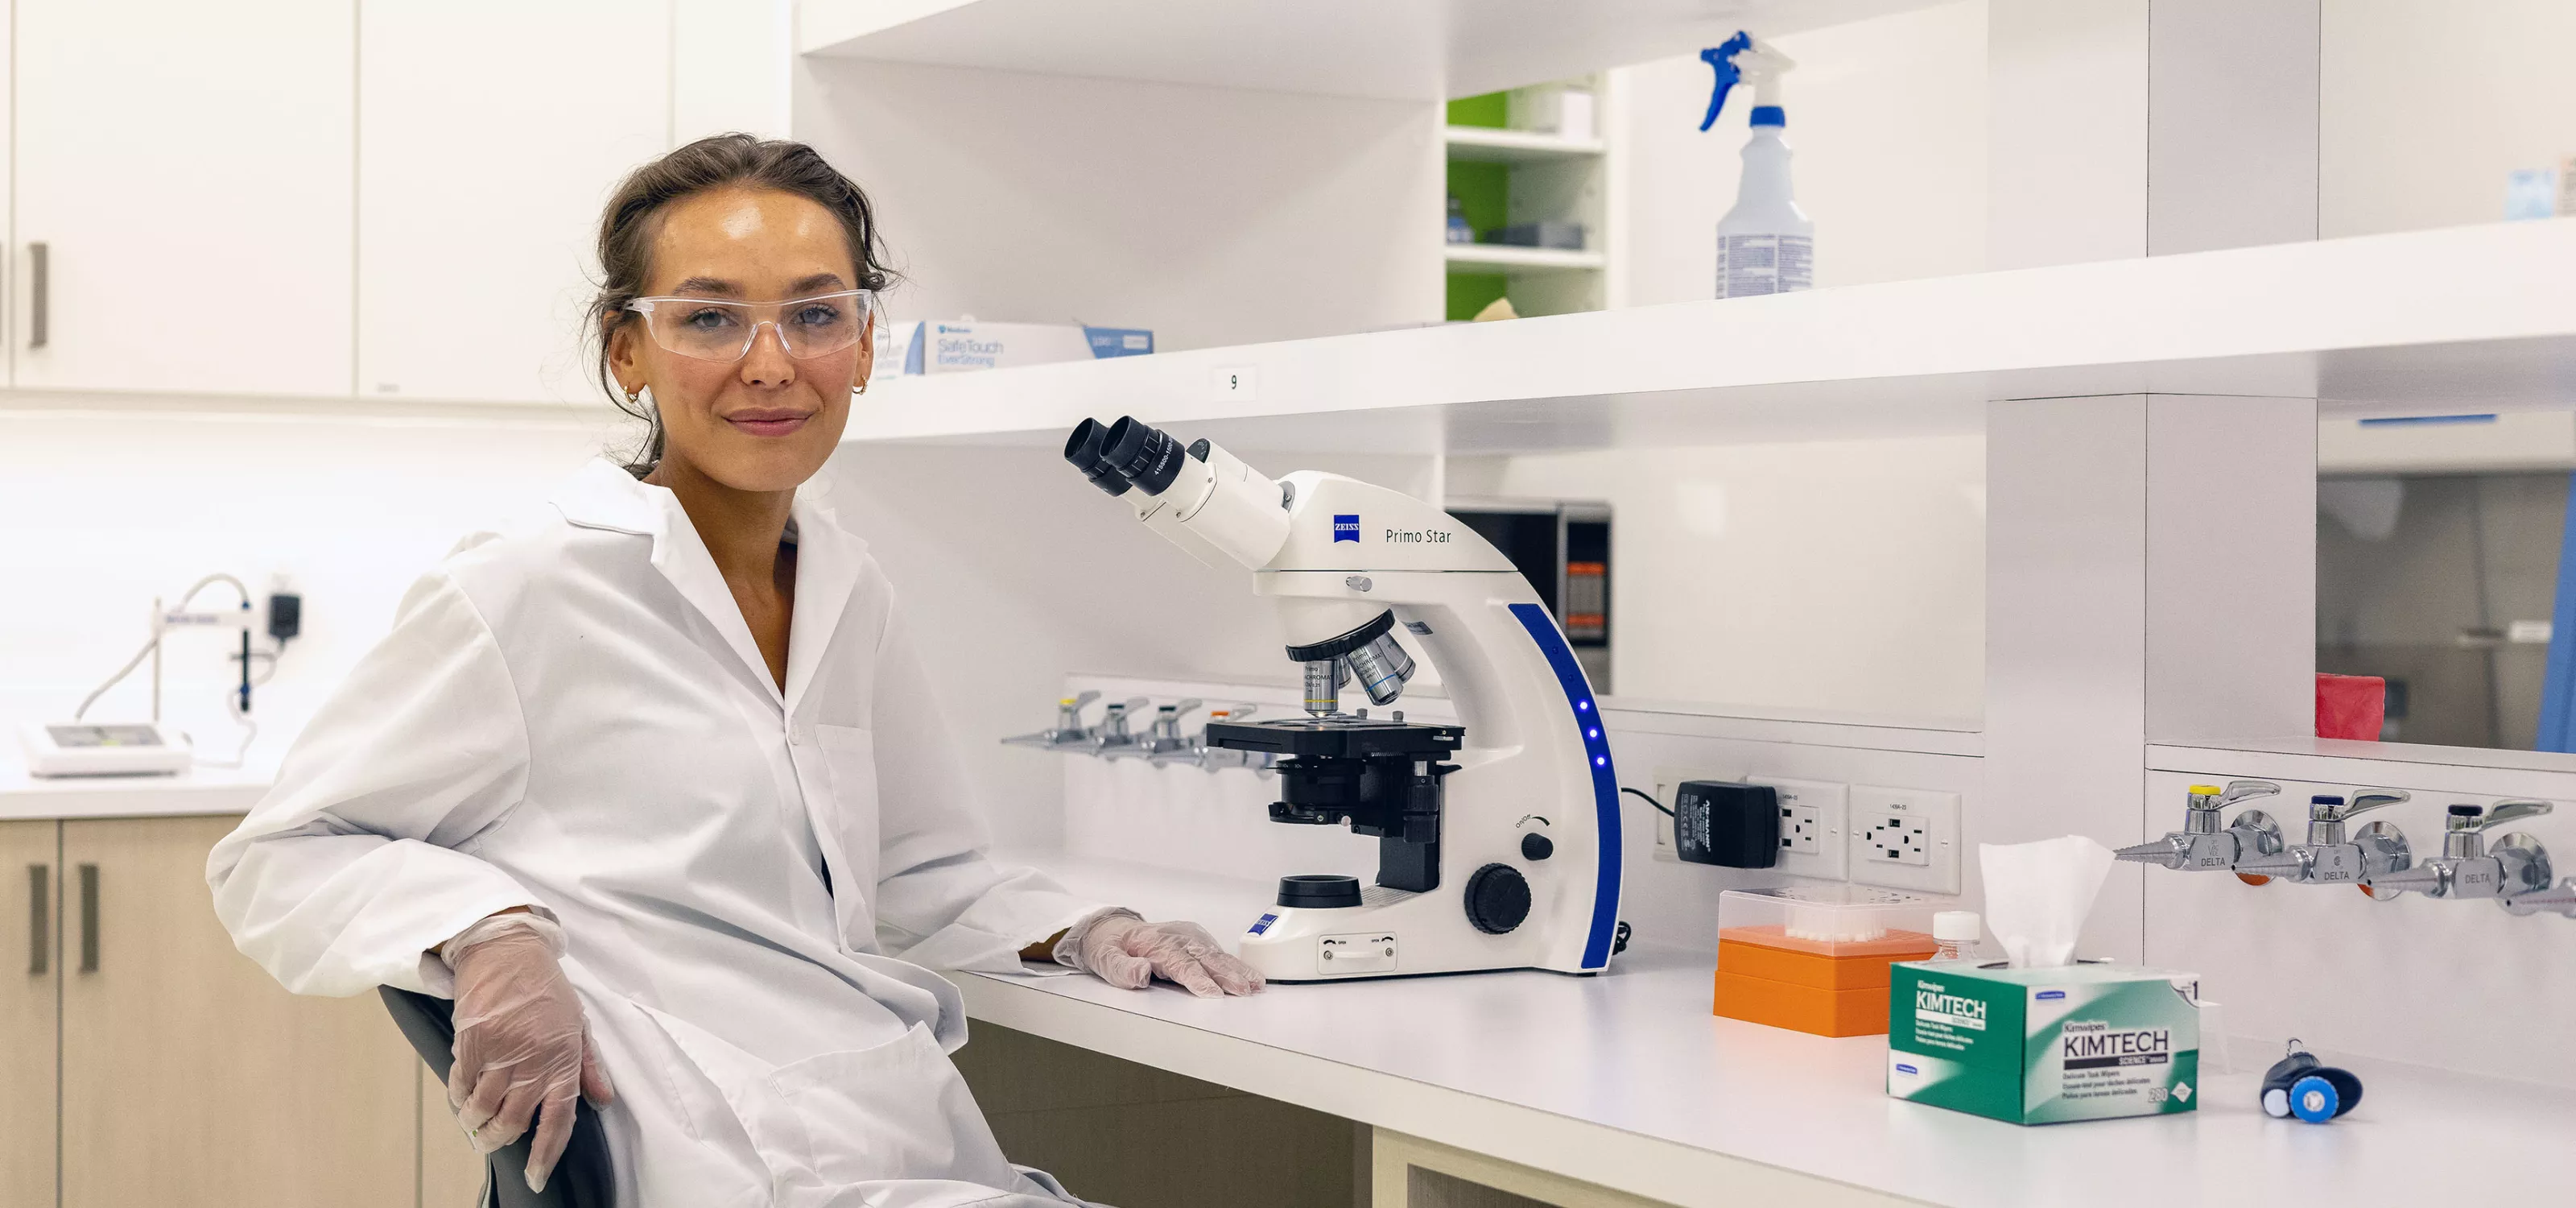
[968,850,2576,1208]
[0,752,272,821]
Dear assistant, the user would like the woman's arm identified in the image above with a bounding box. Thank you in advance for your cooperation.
[207,567,545,998]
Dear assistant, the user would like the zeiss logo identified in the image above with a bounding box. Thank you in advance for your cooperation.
[2036,990,2067,1000]
[1893,1063,1920,1076]
[1332,515,1360,543]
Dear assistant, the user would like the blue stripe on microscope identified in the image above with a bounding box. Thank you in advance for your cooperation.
[1507,602,1621,970]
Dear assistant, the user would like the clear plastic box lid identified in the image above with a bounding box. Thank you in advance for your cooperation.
[1716,884,1956,958]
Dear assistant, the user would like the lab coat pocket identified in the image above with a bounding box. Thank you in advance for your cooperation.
[813,723,885,896]
[762,1023,1022,1191]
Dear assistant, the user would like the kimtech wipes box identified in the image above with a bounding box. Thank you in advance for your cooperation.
[1886,962,2199,1124]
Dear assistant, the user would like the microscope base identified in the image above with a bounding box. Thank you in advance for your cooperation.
[1237,889,1581,982]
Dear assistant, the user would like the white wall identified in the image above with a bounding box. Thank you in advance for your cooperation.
[1613,0,1991,306]
[0,408,620,760]
[794,58,1444,351]
[2322,0,2576,238]
[1450,435,1988,723]
[816,443,1447,844]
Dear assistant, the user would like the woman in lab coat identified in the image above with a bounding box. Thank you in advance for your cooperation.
[207,134,1261,1207]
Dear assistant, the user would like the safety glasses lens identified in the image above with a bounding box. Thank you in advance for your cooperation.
[641,293,871,362]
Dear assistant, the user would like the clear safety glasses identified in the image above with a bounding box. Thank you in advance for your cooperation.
[625,288,877,362]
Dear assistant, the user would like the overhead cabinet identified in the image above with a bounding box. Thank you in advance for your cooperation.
[13,0,356,396]
[356,0,677,405]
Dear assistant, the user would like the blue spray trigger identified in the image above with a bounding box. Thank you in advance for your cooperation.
[1698,31,1754,131]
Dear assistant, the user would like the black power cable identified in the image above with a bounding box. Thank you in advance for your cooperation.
[1620,786,1674,818]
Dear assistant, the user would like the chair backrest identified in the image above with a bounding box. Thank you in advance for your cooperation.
[379,987,615,1208]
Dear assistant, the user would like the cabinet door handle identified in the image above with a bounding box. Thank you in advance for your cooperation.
[77,863,98,974]
[24,864,44,977]
[28,242,48,350]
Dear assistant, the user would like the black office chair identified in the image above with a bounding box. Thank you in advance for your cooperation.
[380,987,615,1208]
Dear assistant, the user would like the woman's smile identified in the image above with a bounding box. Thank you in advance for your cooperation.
[723,406,812,437]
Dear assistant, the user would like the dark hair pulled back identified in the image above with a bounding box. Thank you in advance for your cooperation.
[588,133,896,475]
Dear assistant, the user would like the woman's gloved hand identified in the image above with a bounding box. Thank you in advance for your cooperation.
[1057,908,1265,998]
[441,912,615,1194]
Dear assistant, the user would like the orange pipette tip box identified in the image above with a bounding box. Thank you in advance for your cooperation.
[1713,928,1938,1036]
[1707,883,1945,1039]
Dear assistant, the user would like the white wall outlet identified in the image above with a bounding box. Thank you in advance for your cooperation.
[1748,776,1847,881]
[1848,786,1962,895]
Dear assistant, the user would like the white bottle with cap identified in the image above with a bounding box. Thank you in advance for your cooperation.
[1931,910,1983,962]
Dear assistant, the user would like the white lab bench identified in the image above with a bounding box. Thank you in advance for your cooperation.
[11,772,2572,1208]
[981,849,2576,1208]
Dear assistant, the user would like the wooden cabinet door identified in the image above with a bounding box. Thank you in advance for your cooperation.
[0,821,58,1208]
[14,0,354,395]
[60,815,416,1207]
[356,0,674,404]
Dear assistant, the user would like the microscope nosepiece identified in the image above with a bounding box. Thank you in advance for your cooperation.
[1063,419,1133,496]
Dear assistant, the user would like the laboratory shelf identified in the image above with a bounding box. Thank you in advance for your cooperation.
[795,0,1933,101]
[844,218,2576,457]
[2149,737,2576,801]
[969,846,2576,1208]
[1442,125,1608,163]
[1443,243,1605,274]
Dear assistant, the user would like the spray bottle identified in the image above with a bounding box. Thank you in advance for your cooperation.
[1700,33,1810,298]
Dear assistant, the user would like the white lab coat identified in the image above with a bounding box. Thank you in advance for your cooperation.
[208,458,1108,1207]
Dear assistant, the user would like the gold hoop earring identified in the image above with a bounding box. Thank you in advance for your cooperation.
[625,387,643,405]
[855,379,870,396]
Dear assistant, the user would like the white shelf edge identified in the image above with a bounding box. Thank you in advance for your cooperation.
[2148,737,2576,797]
[1443,244,1604,272]
[1442,125,1608,161]
[844,219,2576,450]
[0,387,617,429]
[1059,672,1984,759]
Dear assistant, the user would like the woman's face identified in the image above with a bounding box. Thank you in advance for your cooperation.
[610,186,872,493]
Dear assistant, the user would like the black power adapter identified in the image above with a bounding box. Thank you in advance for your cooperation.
[1673,780,1781,868]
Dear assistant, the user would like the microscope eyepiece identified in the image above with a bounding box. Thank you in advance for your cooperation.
[1063,419,1132,496]
[1100,416,1190,495]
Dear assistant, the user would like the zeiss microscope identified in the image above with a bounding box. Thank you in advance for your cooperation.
[1062,417,1623,982]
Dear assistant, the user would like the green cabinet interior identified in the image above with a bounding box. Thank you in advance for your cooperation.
[1446,91,1513,321]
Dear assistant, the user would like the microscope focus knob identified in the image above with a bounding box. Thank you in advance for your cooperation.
[1464,864,1532,935]
[1521,833,1555,862]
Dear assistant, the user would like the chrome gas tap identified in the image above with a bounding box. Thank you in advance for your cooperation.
[2233,791,2412,886]
[1001,690,1104,751]
[1113,699,1203,763]
[2363,801,2553,901]
[2503,875,2576,919]
[1085,697,1154,757]
[2116,780,2285,872]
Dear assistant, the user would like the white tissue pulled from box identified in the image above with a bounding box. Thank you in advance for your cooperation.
[1979,835,2115,968]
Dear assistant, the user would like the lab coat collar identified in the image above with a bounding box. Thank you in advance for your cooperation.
[552,458,869,714]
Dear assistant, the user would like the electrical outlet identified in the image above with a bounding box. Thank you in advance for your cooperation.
[1860,814,1930,866]
[1751,776,1847,880]
[1847,786,1961,894]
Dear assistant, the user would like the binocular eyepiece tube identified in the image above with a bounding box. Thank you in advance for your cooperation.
[1063,416,1189,497]
[1060,416,1298,572]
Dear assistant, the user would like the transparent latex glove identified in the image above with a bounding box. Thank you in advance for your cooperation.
[1056,908,1265,998]
[441,912,615,1194]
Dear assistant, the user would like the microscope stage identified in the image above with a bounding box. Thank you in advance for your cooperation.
[1205,715,1463,759]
